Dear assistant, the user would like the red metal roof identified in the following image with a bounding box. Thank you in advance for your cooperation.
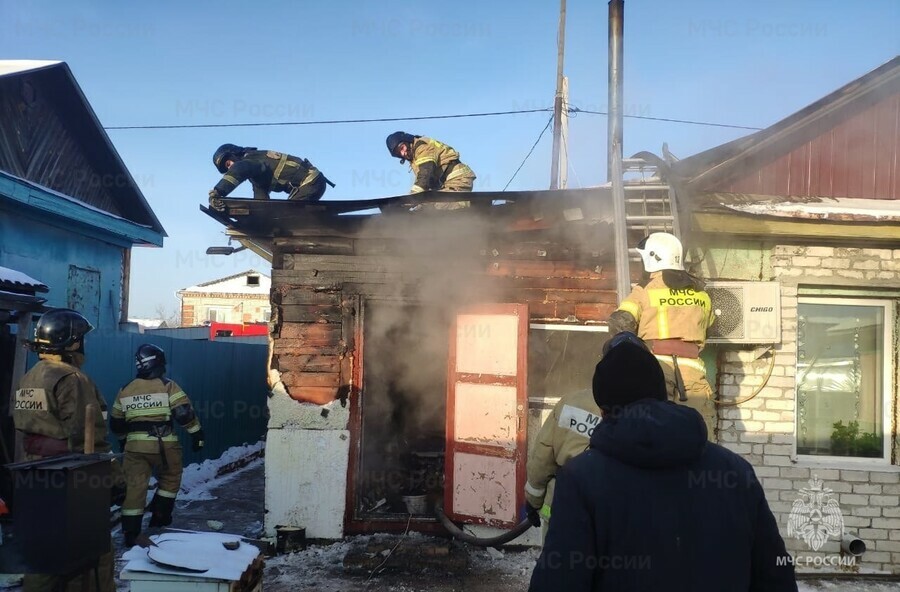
[673,56,900,200]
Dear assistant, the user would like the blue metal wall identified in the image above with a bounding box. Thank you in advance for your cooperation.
[0,203,127,332]
[82,332,268,466]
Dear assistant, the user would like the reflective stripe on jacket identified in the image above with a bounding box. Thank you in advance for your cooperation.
[615,272,715,348]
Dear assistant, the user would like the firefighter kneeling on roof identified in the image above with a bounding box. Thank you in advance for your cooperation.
[111,344,204,547]
[606,232,718,441]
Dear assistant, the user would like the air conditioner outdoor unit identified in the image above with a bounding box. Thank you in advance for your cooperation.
[705,281,781,344]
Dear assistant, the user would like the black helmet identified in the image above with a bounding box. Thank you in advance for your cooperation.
[213,143,246,174]
[386,132,416,162]
[29,308,93,353]
[135,343,166,376]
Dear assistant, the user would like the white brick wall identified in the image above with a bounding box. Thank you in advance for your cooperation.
[716,244,900,574]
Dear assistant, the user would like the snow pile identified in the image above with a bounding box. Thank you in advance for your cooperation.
[146,441,265,503]
[178,441,265,502]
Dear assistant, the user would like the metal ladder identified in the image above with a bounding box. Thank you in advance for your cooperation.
[619,155,682,282]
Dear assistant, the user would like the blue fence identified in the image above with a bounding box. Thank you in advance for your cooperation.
[77,333,268,466]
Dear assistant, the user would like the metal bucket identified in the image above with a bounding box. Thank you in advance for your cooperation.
[401,495,429,515]
[275,526,306,554]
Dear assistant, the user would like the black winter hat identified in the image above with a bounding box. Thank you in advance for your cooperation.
[592,340,667,410]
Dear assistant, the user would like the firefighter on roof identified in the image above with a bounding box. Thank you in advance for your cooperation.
[606,232,718,440]
[111,343,204,547]
[208,143,333,210]
[14,308,117,592]
[385,132,476,210]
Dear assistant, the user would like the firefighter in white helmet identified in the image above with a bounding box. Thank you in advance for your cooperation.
[606,232,718,440]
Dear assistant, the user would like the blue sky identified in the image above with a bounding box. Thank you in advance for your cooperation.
[2,0,898,318]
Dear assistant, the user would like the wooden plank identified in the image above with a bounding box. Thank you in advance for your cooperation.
[484,260,605,279]
[492,275,615,291]
[274,340,344,355]
[275,354,341,373]
[281,304,342,324]
[277,289,341,305]
[275,237,354,257]
[280,323,342,344]
[281,371,341,388]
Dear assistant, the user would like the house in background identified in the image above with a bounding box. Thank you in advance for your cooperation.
[664,55,900,572]
[177,269,271,326]
[0,60,166,456]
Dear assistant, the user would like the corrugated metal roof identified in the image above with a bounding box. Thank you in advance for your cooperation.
[715,195,900,222]
[0,265,49,293]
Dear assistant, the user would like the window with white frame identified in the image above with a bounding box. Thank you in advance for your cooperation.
[796,297,894,461]
[206,306,230,323]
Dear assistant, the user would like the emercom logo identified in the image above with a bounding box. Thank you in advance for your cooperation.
[787,476,844,551]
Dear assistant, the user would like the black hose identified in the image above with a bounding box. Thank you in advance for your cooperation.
[434,502,534,547]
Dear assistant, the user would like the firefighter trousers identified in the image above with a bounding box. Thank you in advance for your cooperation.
[432,164,475,210]
[657,358,716,442]
[122,447,184,517]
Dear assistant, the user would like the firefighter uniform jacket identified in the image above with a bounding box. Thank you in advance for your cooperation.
[525,388,600,519]
[111,378,201,453]
[409,137,475,193]
[613,271,715,372]
[14,358,110,455]
[213,149,322,200]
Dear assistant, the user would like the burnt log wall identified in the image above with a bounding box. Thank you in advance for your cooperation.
[269,231,618,404]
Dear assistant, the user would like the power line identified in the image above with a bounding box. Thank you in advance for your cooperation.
[103,106,763,132]
[570,107,763,131]
[503,114,554,191]
[104,108,553,130]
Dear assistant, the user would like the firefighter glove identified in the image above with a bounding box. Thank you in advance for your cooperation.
[191,429,205,453]
[208,190,225,211]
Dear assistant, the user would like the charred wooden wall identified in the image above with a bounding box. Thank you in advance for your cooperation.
[268,228,618,405]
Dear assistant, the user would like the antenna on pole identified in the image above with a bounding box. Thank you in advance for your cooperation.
[550,0,567,190]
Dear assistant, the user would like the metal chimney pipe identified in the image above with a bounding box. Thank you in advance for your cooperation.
[607,0,624,182]
[608,0,631,301]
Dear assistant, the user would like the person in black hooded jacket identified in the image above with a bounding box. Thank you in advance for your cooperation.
[529,333,797,592]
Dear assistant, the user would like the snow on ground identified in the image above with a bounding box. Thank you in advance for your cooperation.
[147,440,265,502]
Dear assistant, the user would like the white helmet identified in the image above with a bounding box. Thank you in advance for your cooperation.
[636,232,684,273]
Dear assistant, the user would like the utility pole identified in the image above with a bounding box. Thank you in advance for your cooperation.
[549,0,567,190]
[608,0,630,301]
[559,76,569,189]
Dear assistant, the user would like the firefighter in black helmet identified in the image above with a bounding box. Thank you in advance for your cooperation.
[385,132,476,210]
[208,143,334,211]
[14,308,117,591]
[111,344,204,547]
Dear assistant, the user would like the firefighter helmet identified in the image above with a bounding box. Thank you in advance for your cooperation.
[385,132,416,162]
[636,232,684,273]
[28,308,94,353]
[135,344,166,375]
[213,143,246,174]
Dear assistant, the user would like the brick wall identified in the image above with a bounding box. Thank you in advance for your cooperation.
[715,244,900,573]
